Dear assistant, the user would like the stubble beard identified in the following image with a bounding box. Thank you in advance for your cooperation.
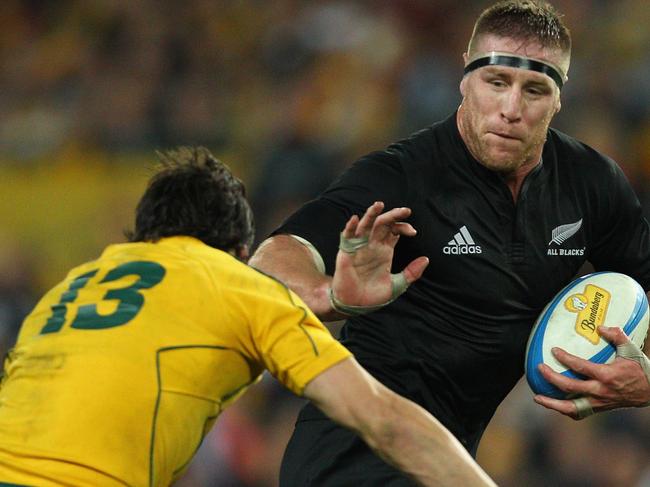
[460,101,552,175]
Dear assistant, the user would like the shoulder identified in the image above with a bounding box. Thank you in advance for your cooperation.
[347,118,451,184]
[147,238,287,299]
[548,128,619,176]
[386,117,453,165]
[222,258,295,301]
[386,125,438,159]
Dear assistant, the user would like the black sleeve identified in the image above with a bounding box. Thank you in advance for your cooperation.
[589,161,650,291]
[272,149,410,275]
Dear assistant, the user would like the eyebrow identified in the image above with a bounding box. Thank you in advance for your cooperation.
[481,66,554,89]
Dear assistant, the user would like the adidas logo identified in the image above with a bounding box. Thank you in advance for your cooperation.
[443,226,482,255]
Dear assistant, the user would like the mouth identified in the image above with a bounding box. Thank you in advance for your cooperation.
[489,131,521,141]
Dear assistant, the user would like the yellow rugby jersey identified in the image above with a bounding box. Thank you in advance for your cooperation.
[0,236,350,487]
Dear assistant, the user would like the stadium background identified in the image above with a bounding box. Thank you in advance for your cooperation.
[1,1,649,485]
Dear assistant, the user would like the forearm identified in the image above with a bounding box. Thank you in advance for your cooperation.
[306,360,497,487]
[362,389,497,487]
[250,235,339,320]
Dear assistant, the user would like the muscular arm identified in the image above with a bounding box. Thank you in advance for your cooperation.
[303,358,497,487]
[250,234,338,319]
[251,202,429,321]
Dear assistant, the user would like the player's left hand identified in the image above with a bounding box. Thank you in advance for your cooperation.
[532,326,650,420]
[329,201,429,314]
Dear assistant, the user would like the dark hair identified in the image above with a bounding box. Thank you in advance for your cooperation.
[126,147,254,253]
[468,1,571,55]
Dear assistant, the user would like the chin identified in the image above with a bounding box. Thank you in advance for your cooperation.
[481,151,523,173]
[483,162,518,173]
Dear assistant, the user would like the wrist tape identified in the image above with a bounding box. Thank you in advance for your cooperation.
[329,272,409,316]
[617,341,650,407]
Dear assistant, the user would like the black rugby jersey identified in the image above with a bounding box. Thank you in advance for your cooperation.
[275,111,650,454]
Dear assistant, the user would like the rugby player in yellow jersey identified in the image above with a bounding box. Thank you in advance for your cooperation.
[0,147,496,487]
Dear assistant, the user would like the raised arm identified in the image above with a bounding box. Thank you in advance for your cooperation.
[304,357,498,487]
[250,201,429,321]
[251,234,336,318]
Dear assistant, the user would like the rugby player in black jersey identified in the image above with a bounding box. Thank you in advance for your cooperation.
[250,1,650,485]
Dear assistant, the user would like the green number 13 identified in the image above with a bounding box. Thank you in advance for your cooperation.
[41,261,166,334]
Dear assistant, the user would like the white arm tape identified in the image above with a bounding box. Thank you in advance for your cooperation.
[289,234,326,274]
[617,342,650,383]
[617,341,650,407]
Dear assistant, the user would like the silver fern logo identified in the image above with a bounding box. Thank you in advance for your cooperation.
[547,218,585,256]
[548,219,583,245]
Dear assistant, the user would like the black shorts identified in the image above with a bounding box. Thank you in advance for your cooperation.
[279,403,417,487]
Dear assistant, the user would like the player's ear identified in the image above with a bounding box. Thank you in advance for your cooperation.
[227,244,250,262]
[555,97,562,114]
[460,75,468,97]
[459,52,470,97]
[237,244,250,263]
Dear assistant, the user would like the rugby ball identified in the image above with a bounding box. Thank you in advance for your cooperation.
[525,272,649,399]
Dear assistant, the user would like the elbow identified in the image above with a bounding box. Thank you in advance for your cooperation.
[248,237,277,271]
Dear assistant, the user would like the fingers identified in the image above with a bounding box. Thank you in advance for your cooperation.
[355,201,385,237]
[572,397,595,419]
[402,256,430,284]
[533,394,593,420]
[389,221,417,237]
[342,214,360,239]
[549,347,602,379]
[372,207,413,234]
[352,202,415,240]
[533,394,580,419]
[537,363,602,396]
[597,326,631,346]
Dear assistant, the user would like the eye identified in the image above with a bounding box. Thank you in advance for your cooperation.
[489,79,507,88]
[526,86,551,97]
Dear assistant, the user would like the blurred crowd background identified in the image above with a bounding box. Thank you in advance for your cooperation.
[1,1,650,486]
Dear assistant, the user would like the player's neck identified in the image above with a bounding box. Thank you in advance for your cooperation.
[502,157,541,203]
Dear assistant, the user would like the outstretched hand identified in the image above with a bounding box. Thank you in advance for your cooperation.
[329,202,429,313]
[533,326,650,420]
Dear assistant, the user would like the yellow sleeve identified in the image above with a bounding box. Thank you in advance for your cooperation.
[233,273,351,396]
